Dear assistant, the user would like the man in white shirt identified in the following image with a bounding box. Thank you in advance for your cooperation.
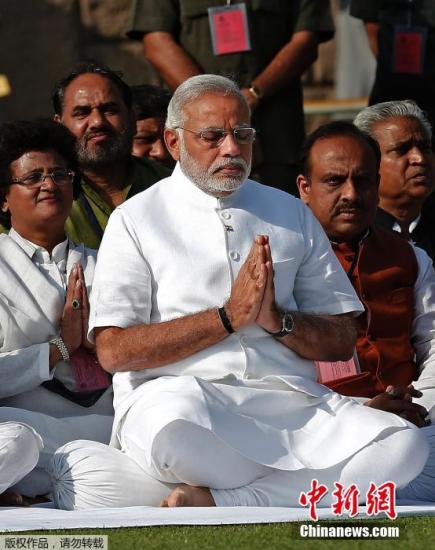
[54,75,429,509]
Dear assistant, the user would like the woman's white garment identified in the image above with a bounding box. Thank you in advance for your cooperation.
[88,166,425,485]
[0,230,113,495]
[0,421,42,493]
[0,229,112,417]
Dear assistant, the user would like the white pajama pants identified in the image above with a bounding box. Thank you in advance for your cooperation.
[50,421,431,510]
[0,421,42,494]
[0,407,113,497]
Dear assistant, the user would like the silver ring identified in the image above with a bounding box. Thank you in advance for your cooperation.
[72,299,81,310]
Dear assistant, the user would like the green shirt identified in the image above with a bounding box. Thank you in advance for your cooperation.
[127,0,334,163]
[65,156,170,249]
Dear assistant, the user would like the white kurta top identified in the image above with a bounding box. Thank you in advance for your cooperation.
[89,165,418,470]
[91,166,369,400]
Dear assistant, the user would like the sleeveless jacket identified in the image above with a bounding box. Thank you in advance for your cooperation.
[327,226,418,397]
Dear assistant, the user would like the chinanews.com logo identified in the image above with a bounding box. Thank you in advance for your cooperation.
[297,480,400,539]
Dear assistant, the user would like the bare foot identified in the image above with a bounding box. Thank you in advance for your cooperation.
[160,485,216,507]
[0,491,28,507]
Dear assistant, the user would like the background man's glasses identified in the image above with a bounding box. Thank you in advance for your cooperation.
[11,169,75,189]
[176,126,256,146]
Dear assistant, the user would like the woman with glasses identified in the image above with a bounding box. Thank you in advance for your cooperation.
[0,119,113,502]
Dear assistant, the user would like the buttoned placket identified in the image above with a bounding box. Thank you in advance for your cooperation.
[217,199,251,366]
[33,242,68,298]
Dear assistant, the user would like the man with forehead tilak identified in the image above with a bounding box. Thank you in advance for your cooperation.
[298,121,435,502]
[51,76,428,509]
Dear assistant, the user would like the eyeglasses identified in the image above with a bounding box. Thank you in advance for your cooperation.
[175,126,256,146]
[11,169,75,189]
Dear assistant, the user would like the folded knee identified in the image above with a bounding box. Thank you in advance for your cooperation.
[391,427,429,489]
[49,440,170,509]
[150,420,194,473]
[9,423,42,475]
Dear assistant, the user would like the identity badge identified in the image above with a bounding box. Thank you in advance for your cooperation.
[315,353,360,384]
[393,25,427,74]
[208,3,251,55]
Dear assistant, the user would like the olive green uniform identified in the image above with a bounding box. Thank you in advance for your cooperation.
[351,0,435,129]
[127,0,333,194]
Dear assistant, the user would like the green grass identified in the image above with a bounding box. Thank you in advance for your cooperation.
[9,516,435,549]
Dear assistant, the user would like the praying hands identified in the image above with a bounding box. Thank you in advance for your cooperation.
[227,234,356,362]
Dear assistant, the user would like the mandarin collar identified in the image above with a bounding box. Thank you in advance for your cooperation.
[173,162,245,209]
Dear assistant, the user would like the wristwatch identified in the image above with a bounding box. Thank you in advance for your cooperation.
[265,311,294,338]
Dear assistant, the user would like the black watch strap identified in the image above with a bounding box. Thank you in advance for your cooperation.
[265,311,294,338]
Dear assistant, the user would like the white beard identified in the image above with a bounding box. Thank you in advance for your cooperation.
[179,137,251,196]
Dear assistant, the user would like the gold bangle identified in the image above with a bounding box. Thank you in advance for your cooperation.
[248,85,262,100]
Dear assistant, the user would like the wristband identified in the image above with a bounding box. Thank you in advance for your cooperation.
[217,306,235,334]
[50,336,70,362]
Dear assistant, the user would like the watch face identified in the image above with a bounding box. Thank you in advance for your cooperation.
[283,312,294,333]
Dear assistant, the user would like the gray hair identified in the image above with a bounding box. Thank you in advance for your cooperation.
[166,74,247,129]
[354,100,432,141]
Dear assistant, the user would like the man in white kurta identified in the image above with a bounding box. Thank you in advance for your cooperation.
[79,75,428,507]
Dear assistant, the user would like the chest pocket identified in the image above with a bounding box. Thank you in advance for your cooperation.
[180,0,223,18]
